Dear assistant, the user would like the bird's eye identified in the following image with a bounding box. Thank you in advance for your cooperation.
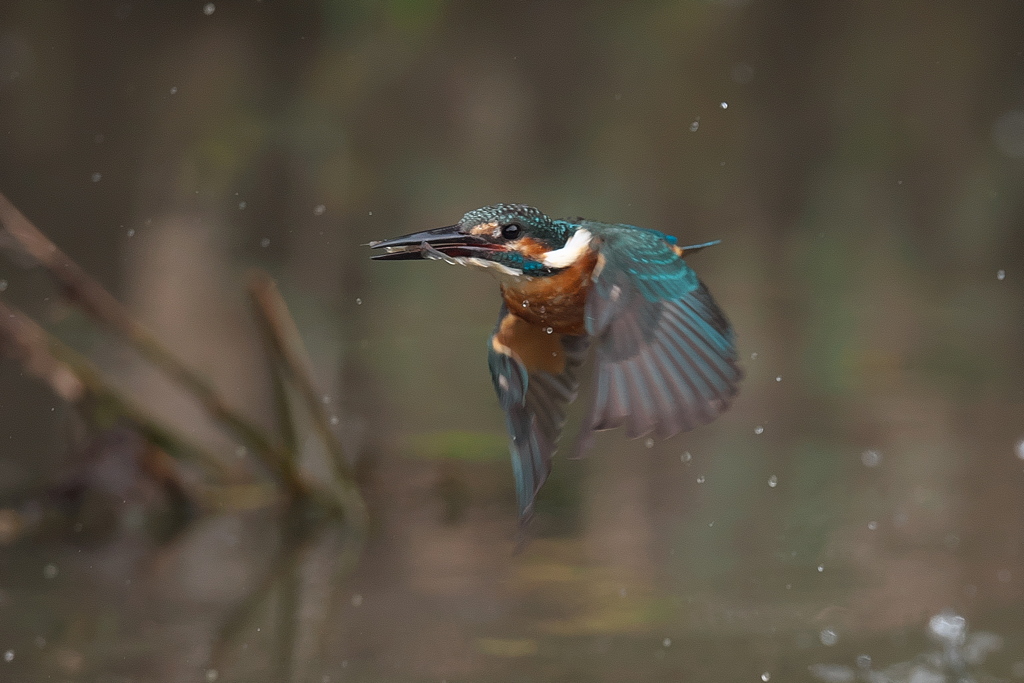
[501,223,522,240]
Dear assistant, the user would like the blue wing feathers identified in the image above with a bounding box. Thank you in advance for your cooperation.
[650,336,705,429]
[657,324,717,421]
[662,301,738,398]
[638,352,680,436]
[489,350,528,410]
[582,225,741,441]
[661,301,736,394]
[505,407,541,517]
[656,326,720,414]
[624,362,657,438]
[489,306,590,522]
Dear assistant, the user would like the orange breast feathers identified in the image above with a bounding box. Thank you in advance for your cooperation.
[500,246,598,336]
[491,312,567,375]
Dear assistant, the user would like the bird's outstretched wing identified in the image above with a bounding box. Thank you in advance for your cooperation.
[582,224,741,440]
[488,305,589,522]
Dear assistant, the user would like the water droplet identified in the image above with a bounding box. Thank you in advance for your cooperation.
[3,650,12,662]
[644,438,654,448]
[330,416,339,425]
[720,101,728,109]
[775,376,782,382]
[1016,439,1024,460]
[997,269,1006,280]
[313,204,326,216]
[205,669,219,682]
[929,611,966,644]
[819,629,838,646]
[90,172,102,183]
[203,3,216,15]
[544,327,553,334]
[662,637,671,647]
[696,475,705,483]
[355,298,362,305]
[754,425,764,435]
[238,201,247,209]
[681,451,692,462]
[855,654,872,670]
[689,119,700,132]
[0,280,7,292]
[351,593,363,607]
[817,565,824,572]
[321,395,331,405]
[861,449,882,467]
[750,352,758,359]
[260,237,270,248]
[368,211,373,216]
[43,563,58,579]
[169,86,178,95]
[867,520,878,530]
[761,673,771,682]
[522,300,529,307]
[126,229,135,237]
[768,475,778,487]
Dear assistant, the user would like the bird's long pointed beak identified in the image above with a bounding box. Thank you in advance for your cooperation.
[369,224,500,261]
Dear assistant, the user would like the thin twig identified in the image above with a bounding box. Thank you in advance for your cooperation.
[0,192,300,493]
[0,298,233,486]
[246,271,367,527]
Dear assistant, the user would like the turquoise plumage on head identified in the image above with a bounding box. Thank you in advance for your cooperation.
[372,204,741,524]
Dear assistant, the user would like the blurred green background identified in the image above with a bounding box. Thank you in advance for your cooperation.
[0,1,1023,681]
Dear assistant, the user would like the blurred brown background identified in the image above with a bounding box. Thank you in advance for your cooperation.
[0,1,1023,681]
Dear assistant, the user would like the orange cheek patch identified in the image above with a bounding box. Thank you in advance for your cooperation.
[515,237,547,258]
[493,312,566,375]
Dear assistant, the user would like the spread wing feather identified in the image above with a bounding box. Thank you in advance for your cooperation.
[582,224,741,440]
[488,306,589,522]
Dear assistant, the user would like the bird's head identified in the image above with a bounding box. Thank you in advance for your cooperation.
[370,204,590,277]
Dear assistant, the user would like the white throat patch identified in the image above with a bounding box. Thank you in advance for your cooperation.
[459,257,523,277]
[541,228,592,268]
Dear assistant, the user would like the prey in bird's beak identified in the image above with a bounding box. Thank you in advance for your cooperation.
[369,224,503,262]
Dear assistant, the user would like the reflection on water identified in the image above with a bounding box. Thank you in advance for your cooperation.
[1,429,1023,683]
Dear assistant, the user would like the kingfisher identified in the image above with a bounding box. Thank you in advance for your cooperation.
[370,204,741,524]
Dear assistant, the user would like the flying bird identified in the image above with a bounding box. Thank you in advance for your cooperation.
[371,204,741,523]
